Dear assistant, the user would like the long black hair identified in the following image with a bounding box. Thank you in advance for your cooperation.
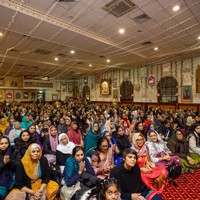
[86,177,120,200]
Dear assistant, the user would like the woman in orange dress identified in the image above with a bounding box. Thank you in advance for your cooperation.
[132,133,167,193]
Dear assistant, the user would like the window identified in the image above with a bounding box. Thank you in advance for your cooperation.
[157,76,178,102]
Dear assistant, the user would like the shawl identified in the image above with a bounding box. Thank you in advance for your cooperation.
[67,122,82,145]
[132,133,148,157]
[0,136,13,188]
[84,124,100,156]
[21,143,42,180]
[65,156,80,178]
[0,118,9,135]
[57,133,75,154]
[49,126,58,152]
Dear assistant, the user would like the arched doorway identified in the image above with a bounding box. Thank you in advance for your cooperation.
[73,85,79,98]
[157,76,178,103]
[83,85,90,100]
[120,81,134,104]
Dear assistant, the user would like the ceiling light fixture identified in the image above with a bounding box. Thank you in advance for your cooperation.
[173,5,180,12]
[119,28,125,34]
[198,36,200,40]
[70,50,75,54]
[154,47,158,51]
[54,57,58,61]
[89,64,92,67]
[107,59,111,63]
[0,32,3,37]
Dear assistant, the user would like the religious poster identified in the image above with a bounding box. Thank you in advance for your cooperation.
[196,65,200,93]
[181,85,192,102]
[6,90,13,100]
[100,79,111,95]
[23,92,29,99]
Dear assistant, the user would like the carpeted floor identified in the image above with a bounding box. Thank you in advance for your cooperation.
[162,169,200,200]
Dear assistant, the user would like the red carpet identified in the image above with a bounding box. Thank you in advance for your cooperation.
[162,169,200,200]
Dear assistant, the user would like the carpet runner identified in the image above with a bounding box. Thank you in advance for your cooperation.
[162,169,200,200]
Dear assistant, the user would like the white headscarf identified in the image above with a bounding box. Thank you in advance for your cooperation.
[56,133,75,154]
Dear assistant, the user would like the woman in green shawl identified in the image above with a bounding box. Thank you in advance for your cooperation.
[84,122,100,157]
[167,128,200,173]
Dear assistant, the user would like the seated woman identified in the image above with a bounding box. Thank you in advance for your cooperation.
[0,136,19,199]
[168,128,200,173]
[81,177,121,200]
[43,125,59,164]
[28,125,43,148]
[111,148,162,200]
[14,130,37,158]
[188,123,200,155]
[84,122,100,157]
[67,121,84,147]
[146,130,182,170]
[91,137,114,179]
[7,143,59,200]
[112,126,131,157]
[103,130,121,165]
[61,146,99,200]
[132,133,167,193]
[8,121,22,146]
[56,133,75,172]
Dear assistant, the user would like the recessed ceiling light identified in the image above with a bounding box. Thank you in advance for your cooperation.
[107,59,110,63]
[89,64,92,67]
[173,5,180,12]
[54,57,58,61]
[154,47,158,51]
[70,50,75,54]
[119,28,125,34]
[198,36,200,40]
[0,32,3,37]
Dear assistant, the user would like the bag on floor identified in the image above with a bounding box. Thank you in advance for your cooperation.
[168,162,182,179]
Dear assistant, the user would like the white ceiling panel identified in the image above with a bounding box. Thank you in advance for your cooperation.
[0,0,199,79]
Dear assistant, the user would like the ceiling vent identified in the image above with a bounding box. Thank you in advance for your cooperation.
[133,13,151,24]
[35,49,51,55]
[102,0,136,18]
[58,0,76,2]
[141,41,152,45]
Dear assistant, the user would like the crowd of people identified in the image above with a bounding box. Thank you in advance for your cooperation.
[0,99,200,200]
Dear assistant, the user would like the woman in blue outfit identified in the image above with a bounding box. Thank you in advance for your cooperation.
[84,122,100,157]
[0,136,19,199]
[61,146,99,200]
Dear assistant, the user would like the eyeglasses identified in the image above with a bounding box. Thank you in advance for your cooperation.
[136,139,143,142]
[61,138,68,141]
[32,150,40,153]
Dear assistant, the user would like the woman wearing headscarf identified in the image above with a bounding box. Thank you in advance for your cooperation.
[0,118,9,135]
[84,122,100,157]
[8,121,22,146]
[146,130,182,169]
[43,126,59,164]
[14,130,37,158]
[0,136,19,198]
[132,133,167,193]
[67,121,84,147]
[56,133,75,172]
[167,128,200,174]
[7,143,59,200]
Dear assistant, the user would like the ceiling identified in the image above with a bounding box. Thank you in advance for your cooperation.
[0,0,200,80]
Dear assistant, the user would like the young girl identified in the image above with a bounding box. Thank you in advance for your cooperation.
[81,177,121,200]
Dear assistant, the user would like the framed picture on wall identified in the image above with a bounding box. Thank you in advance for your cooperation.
[100,79,111,95]
[113,89,118,99]
[52,94,58,101]
[181,85,192,102]
[24,92,29,99]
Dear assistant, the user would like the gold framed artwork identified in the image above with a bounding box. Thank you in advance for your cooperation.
[52,94,58,101]
[113,89,118,99]
[181,85,192,102]
[100,79,111,95]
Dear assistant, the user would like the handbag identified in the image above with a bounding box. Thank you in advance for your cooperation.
[168,162,182,179]
[152,174,166,190]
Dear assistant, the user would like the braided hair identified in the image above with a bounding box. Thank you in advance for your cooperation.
[86,177,120,200]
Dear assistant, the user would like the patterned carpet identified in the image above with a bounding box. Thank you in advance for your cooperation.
[162,169,200,200]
